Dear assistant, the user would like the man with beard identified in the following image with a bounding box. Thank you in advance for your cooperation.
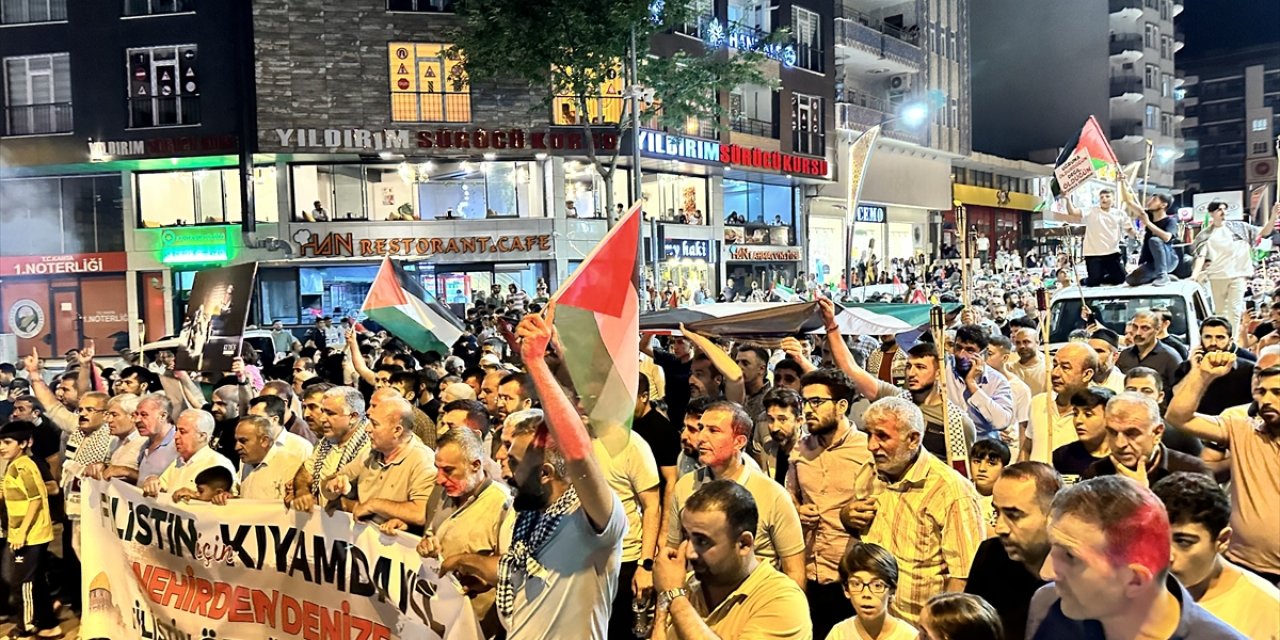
[682,327,745,404]
[651,480,811,640]
[841,398,985,624]
[471,313,624,640]
[758,387,803,481]
[667,401,806,588]
[494,372,536,425]
[1171,317,1256,415]
[287,386,371,511]
[1152,473,1280,639]
[208,384,244,465]
[1082,393,1210,484]
[1117,309,1183,392]
[788,369,870,638]
[1167,358,1280,583]
[1086,328,1127,392]
[1028,476,1244,639]
[965,462,1061,639]
[1023,342,1097,464]
[1009,327,1048,396]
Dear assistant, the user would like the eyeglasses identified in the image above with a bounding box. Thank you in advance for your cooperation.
[847,578,889,595]
[801,397,835,409]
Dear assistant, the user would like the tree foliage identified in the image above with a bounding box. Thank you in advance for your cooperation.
[450,0,775,223]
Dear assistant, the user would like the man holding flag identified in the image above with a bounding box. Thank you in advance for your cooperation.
[1064,188,1135,287]
[1121,188,1179,286]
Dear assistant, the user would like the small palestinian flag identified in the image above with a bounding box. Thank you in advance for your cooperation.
[551,201,642,455]
[1051,115,1120,197]
[361,257,464,354]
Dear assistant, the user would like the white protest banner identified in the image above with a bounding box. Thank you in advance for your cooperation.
[1053,148,1096,196]
[80,479,483,640]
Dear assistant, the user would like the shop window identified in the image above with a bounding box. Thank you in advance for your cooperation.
[389,43,471,123]
[723,179,794,244]
[127,45,200,128]
[641,172,709,224]
[136,167,278,227]
[296,161,542,221]
[563,162,629,219]
[0,175,123,255]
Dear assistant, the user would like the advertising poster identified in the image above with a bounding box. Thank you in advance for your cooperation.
[175,262,258,372]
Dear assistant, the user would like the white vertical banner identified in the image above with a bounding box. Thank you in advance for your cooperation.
[80,479,483,640]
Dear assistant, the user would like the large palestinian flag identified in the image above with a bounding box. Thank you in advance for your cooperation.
[550,201,641,455]
[361,257,464,354]
[1051,115,1120,197]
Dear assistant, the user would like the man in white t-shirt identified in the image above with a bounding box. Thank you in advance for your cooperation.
[1066,189,1133,287]
[1152,472,1280,640]
[1021,343,1097,463]
[1192,200,1279,329]
[142,409,238,498]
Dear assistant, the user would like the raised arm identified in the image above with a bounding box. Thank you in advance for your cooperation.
[679,325,745,404]
[1165,352,1234,443]
[345,329,378,387]
[517,311,615,532]
[1254,202,1280,245]
[816,298,880,399]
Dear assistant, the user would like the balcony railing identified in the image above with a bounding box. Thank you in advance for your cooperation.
[1110,75,1144,96]
[1109,34,1143,55]
[730,115,776,137]
[794,44,824,73]
[1111,118,1143,139]
[835,101,925,145]
[129,96,201,128]
[834,5,925,70]
[4,102,73,136]
[837,89,891,113]
[390,91,473,123]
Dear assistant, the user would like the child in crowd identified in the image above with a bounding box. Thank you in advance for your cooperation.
[190,466,235,503]
[1,420,62,639]
[826,543,917,640]
[919,593,1006,640]
[1052,387,1115,483]
[969,438,1010,532]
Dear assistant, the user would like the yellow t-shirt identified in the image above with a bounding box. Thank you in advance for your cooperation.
[3,456,54,546]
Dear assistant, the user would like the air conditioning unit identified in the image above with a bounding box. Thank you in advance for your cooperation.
[887,74,912,92]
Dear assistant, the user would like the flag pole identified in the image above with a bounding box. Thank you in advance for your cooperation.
[957,204,971,310]
[1036,287,1052,457]
[1140,139,1154,205]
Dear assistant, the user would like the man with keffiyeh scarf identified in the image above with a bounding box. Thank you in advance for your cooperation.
[440,312,625,640]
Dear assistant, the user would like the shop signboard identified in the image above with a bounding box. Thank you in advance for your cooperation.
[155,227,232,265]
[721,144,828,177]
[88,135,237,161]
[636,130,721,164]
[269,126,619,155]
[726,244,802,261]
[854,204,886,224]
[0,252,128,276]
[663,239,712,260]
[293,225,555,260]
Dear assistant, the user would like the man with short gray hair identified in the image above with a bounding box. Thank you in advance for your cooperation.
[288,385,371,511]
[142,409,237,499]
[843,396,985,624]
[1116,309,1183,392]
[321,395,434,526]
[1082,392,1210,485]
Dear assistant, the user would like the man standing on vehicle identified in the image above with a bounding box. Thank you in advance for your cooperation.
[1065,188,1134,287]
[1192,201,1280,329]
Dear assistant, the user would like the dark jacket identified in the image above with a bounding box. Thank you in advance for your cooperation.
[1082,443,1212,486]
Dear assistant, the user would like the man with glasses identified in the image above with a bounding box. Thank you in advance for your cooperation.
[494,372,536,425]
[788,370,870,638]
[1193,201,1280,328]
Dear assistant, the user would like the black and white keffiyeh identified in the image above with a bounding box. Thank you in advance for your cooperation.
[310,423,371,496]
[495,486,580,618]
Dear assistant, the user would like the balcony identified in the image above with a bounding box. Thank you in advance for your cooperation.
[3,102,73,136]
[835,93,925,145]
[730,115,776,138]
[834,3,925,76]
[1110,75,1144,98]
[1111,118,1144,139]
[1109,34,1144,59]
[129,96,202,129]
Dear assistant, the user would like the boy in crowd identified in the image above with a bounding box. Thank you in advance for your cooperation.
[970,438,1010,532]
[192,466,236,503]
[0,421,62,639]
[1052,388,1115,484]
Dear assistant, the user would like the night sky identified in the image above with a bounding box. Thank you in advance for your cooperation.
[1178,0,1280,60]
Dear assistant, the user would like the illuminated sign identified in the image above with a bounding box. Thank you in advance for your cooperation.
[854,205,886,223]
[637,130,720,163]
[0,252,128,276]
[663,239,711,259]
[88,135,237,160]
[295,230,553,259]
[726,244,802,261]
[157,227,231,264]
[703,20,797,67]
[721,144,828,177]
[272,127,620,154]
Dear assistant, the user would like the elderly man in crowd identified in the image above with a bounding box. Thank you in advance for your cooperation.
[1082,392,1210,484]
[247,394,314,461]
[216,415,307,503]
[289,386,371,511]
[142,409,237,499]
[1023,342,1098,463]
[320,395,434,526]
[134,393,180,484]
[87,393,146,483]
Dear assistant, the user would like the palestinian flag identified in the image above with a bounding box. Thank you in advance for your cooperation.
[551,201,642,455]
[361,257,464,354]
[1051,115,1120,197]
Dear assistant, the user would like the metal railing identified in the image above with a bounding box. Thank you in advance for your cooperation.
[833,4,925,69]
[4,102,73,136]
[1110,75,1144,96]
[730,115,775,137]
[836,89,891,113]
[390,91,473,123]
[1109,34,1143,55]
[553,95,625,125]
[128,96,201,128]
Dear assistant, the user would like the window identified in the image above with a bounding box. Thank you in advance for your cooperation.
[723,179,796,236]
[728,0,769,32]
[1160,112,1173,136]
[1144,63,1159,89]
[1254,142,1270,155]
[792,93,824,156]
[1252,118,1268,132]
[948,31,957,59]
[389,43,471,123]
[136,167,279,227]
[676,0,712,38]
[950,97,958,129]
[1161,72,1172,97]
[127,45,200,128]
[1159,0,1170,20]
[791,7,822,72]
[1145,105,1159,130]
[730,84,775,136]
[552,63,625,125]
[386,0,454,12]
[1,0,66,23]
[123,0,193,16]
[3,53,72,136]
[1144,23,1156,48]
[635,171,709,224]
[0,176,123,256]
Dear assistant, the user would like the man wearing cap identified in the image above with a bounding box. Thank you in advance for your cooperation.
[1120,188,1179,286]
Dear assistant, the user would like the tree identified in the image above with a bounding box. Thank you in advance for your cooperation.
[451,0,775,225]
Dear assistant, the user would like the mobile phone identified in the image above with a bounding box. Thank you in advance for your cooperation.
[955,356,973,379]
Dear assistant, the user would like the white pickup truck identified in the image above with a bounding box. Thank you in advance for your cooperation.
[1047,280,1215,352]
